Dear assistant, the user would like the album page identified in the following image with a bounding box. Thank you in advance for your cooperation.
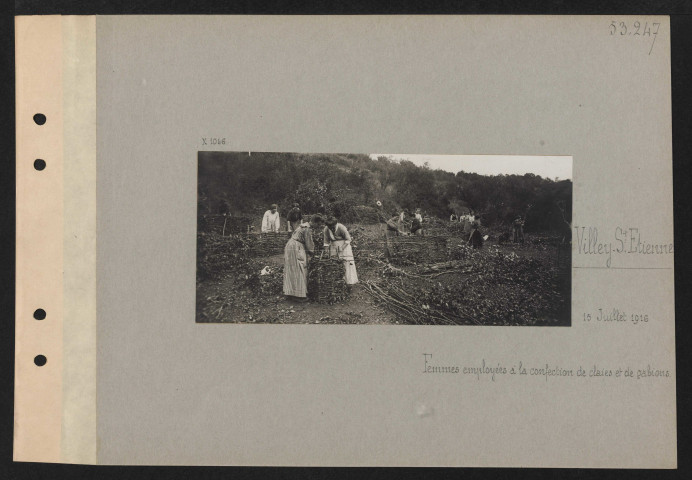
[15,15,675,467]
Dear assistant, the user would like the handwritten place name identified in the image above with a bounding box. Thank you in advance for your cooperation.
[421,354,671,382]
[574,226,673,268]
[609,20,661,55]
[582,309,649,324]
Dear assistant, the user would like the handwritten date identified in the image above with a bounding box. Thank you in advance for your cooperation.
[583,309,649,324]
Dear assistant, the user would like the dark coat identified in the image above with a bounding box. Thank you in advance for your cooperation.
[469,229,483,249]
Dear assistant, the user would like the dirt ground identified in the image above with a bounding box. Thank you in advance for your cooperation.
[196,256,398,324]
[196,224,570,325]
[196,226,399,324]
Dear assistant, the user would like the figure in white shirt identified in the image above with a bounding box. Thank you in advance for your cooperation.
[261,204,281,232]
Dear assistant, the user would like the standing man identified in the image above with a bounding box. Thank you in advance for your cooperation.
[468,222,484,249]
[376,201,408,258]
[513,216,524,243]
[262,204,281,233]
[412,208,424,236]
[287,203,302,232]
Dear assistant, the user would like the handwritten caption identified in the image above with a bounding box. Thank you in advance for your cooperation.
[609,20,661,55]
[573,226,673,268]
[422,354,671,382]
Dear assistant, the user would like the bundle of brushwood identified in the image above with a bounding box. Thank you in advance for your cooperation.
[386,235,448,264]
[362,279,479,325]
[308,257,348,304]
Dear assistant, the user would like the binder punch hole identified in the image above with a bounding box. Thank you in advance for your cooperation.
[34,355,47,367]
[33,113,46,125]
[33,309,46,320]
[33,159,46,171]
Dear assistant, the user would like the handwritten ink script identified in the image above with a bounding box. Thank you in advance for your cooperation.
[573,226,673,268]
[609,20,661,55]
[200,137,227,146]
[422,354,671,382]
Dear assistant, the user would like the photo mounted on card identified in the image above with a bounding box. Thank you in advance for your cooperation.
[196,152,572,326]
[14,15,675,467]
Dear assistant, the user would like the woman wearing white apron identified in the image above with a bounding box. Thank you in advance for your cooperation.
[323,216,358,285]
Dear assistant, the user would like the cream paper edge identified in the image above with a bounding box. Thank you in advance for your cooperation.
[62,15,97,465]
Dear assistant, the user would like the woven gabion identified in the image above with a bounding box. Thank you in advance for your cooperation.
[307,257,349,304]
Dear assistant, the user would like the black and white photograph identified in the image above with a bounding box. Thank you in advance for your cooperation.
[196,152,572,325]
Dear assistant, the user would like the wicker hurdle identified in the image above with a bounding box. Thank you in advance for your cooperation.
[245,232,292,256]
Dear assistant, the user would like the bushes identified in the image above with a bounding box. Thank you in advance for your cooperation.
[326,199,357,223]
[198,214,255,235]
[199,152,572,230]
[349,205,381,224]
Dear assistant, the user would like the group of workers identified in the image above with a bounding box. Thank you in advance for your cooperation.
[278,201,431,302]
[265,202,356,302]
[266,201,506,302]
[450,211,481,231]
[449,211,485,249]
[449,211,527,246]
[380,206,425,238]
[282,212,358,303]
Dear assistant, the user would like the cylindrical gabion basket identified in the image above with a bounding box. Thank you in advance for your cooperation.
[308,257,349,304]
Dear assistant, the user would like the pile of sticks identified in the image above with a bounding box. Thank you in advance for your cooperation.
[308,257,349,304]
[362,280,480,325]
[386,235,448,264]
[417,260,474,278]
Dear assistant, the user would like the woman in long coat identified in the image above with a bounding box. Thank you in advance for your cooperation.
[283,214,324,301]
[323,216,358,285]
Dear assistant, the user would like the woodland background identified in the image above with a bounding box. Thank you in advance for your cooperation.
[197,152,572,231]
